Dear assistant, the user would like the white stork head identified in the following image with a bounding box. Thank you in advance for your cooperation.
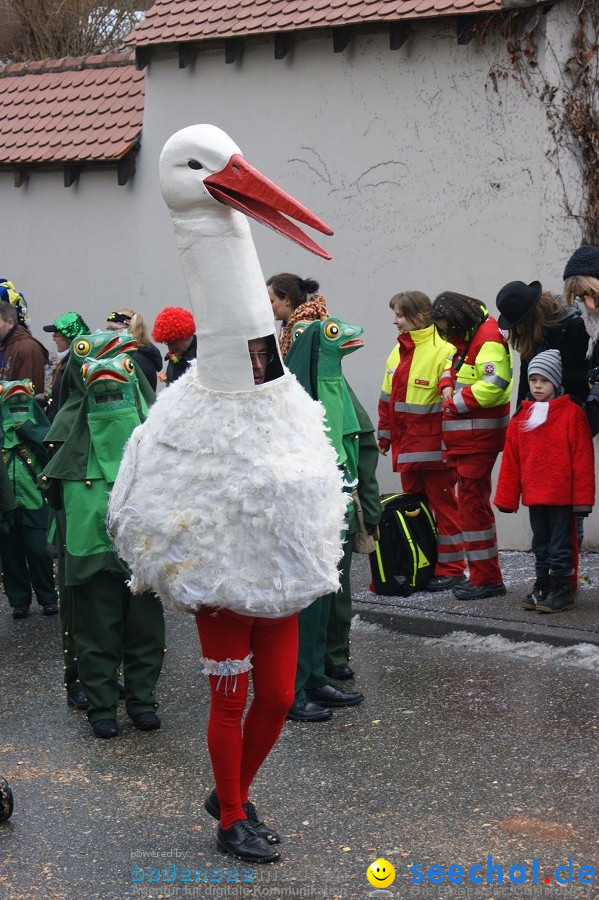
[159,124,333,392]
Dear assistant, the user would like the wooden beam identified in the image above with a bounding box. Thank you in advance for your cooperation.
[224,39,243,64]
[333,27,351,53]
[389,22,410,50]
[135,46,151,70]
[274,33,293,60]
[13,167,29,188]
[178,42,198,69]
[63,165,82,188]
[456,16,476,45]
[117,150,137,186]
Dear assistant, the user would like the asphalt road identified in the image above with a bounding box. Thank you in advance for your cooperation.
[1,595,597,900]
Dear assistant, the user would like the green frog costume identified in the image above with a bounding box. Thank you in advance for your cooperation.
[285,318,381,712]
[42,353,165,736]
[0,379,58,618]
[44,331,155,707]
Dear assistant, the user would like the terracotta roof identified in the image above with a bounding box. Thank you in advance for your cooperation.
[130,0,502,46]
[0,53,144,166]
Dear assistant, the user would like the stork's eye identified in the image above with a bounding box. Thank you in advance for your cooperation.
[75,339,91,357]
[123,357,134,374]
[188,159,203,170]
[324,322,340,340]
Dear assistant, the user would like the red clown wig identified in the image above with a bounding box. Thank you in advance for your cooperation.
[152,306,196,343]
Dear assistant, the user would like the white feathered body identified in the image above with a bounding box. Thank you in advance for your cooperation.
[108,364,347,617]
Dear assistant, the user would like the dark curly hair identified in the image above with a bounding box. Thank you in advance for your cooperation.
[431,292,487,341]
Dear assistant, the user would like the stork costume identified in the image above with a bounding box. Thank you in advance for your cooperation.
[108,126,346,862]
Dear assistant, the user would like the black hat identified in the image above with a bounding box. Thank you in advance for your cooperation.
[563,246,599,280]
[496,280,542,330]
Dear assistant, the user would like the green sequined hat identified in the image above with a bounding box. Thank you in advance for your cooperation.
[43,312,90,340]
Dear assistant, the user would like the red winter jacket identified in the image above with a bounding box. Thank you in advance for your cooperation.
[494,395,595,511]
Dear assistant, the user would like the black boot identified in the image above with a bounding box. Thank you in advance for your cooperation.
[536,572,575,613]
[522,574,550,610]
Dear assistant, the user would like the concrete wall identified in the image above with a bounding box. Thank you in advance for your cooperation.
[1,0,594,547]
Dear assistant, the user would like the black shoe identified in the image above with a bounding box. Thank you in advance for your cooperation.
[425,574,466,592]
[537,572,575,613]
[204,789,281,844]
[306,684,364,708]
[217,820,280,863]
[92,719,119,739]
[131,712,161,731]
[12,606,30,620]
[324,664,355,681]
[522,575,550,610]
[66,686,89,710]
[42,604,59,616]
[286,699,333,722]
[452,582,506,601]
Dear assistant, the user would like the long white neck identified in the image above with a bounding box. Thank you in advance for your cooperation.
[170,204,278,392]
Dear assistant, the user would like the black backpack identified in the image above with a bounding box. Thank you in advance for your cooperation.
[369,493,437,596]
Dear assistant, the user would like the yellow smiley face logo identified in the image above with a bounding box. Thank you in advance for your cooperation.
[367,858,396,888]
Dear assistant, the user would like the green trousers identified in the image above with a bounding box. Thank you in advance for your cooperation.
[0,523,58,610]
[325,538,354,669]
[295,594,331,701]
[72,571,165,724]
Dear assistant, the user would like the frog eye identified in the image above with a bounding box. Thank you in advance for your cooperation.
[293,327,306,342]
[123,357,134,374]
[81,363,89,379]
[75,339,91,357]
[324,321,340,340]
[28,381,34,393]
[0,385,4,396]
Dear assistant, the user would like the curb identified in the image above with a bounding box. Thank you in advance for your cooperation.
[353,601,599,649]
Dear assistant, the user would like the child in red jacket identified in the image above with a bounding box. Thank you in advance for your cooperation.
[494,350,594,612]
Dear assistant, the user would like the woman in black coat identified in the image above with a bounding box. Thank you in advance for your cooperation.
[496,280,589,404]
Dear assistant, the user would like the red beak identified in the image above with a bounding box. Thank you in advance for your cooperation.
[204,154,333,260]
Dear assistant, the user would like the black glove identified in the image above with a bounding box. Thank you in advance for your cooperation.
[496,507,515,514]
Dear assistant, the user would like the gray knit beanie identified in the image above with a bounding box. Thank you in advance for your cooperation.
[528,349,562,389]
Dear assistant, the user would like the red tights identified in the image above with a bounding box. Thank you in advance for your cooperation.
[195,607,298,830]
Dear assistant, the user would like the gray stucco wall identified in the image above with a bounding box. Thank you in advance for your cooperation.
[1,0,594,548]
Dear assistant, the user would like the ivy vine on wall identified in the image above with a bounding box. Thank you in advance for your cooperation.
[483,0,598,245]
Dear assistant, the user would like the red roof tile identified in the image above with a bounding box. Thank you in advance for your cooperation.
[0,53,144,166]
[128,0,503,46]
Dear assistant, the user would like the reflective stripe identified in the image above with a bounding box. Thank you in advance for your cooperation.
[437,533,465,545]
[453,392,469,413]
[463,527,496,541]
[437,549,466,562]
[481,374,510,389]
[380,391,390,402]
[394,401,442,414]
[378,429,391,440]
[397,450,444,463]
[443,415,510,432]
[441,368,452,380]
[465,547,498,561]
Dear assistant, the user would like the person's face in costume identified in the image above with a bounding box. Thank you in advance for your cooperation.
[105,320,127,332]
[167,335,194,356]
[53,331,71,353]
[248,338,273,385]
[268,286,292,323]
